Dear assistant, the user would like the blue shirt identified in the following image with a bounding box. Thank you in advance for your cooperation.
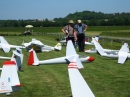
[74,23,86,34]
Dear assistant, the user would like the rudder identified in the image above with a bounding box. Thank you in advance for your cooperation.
[27,49,39,66]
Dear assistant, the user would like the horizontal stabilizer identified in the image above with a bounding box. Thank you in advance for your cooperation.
[0,36,10,53]
[0,36,9,44]
[118,43,129,64]
[1,45,10,53]
[92,38,104,55]
[118,52,128,64]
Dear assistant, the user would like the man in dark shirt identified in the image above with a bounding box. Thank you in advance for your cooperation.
[74,20,88,52]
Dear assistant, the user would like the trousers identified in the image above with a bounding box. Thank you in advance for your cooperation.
[66,36,75,47]
[77,33,85,51]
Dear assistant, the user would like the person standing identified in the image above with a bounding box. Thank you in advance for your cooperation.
[62,20,77,46]
[74,20,88,52]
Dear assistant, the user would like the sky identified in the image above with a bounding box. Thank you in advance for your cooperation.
[0,0,130,20]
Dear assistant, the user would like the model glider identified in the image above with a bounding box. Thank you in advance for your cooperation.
[0,36,24,53]
[27,40,94,66]
[85,36,99,45]
[68,57,95,97]
[92,37,130,64]
[22,38,62,52]
[0,61,23,96]
[85,37,127,54]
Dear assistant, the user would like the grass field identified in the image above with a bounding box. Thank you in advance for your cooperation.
[0,26,130,32]
[0,35,130,97]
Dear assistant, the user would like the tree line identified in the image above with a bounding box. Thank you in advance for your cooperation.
[0,10,130,27]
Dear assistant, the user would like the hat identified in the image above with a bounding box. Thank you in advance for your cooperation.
[78,20,82,23]
[69,20,74,23]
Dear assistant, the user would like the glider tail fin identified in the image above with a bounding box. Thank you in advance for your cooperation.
[95,36,99,41]
[91,36,99,43]
[21,40,25,47]
[54,43,62,51]
[123,43,129,53]
[0,62,12,94]
[0,36,11,53]
[0,61,23,94]
[92,37,104,55]
[0,36,9,44]
[11,48,23,71]
[28,49,39,66]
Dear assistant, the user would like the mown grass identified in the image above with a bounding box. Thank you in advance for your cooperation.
[0,35,130,97]
[0,26,130,33]
[0,26,130,37]
[100,31,130,37]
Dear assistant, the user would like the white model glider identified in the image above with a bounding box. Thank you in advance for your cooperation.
[92,37,130,64]
[0,36,24,53]
[85,36,99,45]
[68,57,95,97]
[22,38,62,52]
[27,40,94,66]
[0,61,23,96]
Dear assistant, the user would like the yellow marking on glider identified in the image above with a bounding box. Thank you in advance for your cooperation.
[31,45,38,50]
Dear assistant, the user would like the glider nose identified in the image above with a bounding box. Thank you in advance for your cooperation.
[88,56,95,62]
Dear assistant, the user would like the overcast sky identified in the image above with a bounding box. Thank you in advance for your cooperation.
[0,0,130,20]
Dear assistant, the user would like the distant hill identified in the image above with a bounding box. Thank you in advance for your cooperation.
[0,10,130,27]
[54,10,130,26]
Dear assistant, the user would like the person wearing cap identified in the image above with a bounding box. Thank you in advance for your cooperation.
[74,20,88,52]
[62,20,77,46]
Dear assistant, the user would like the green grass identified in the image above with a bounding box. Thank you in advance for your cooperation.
[100,31,130,37]
[0,26,130,32]
[0,35,130,97]
[0,26,130,37]
[0,27,62,33]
